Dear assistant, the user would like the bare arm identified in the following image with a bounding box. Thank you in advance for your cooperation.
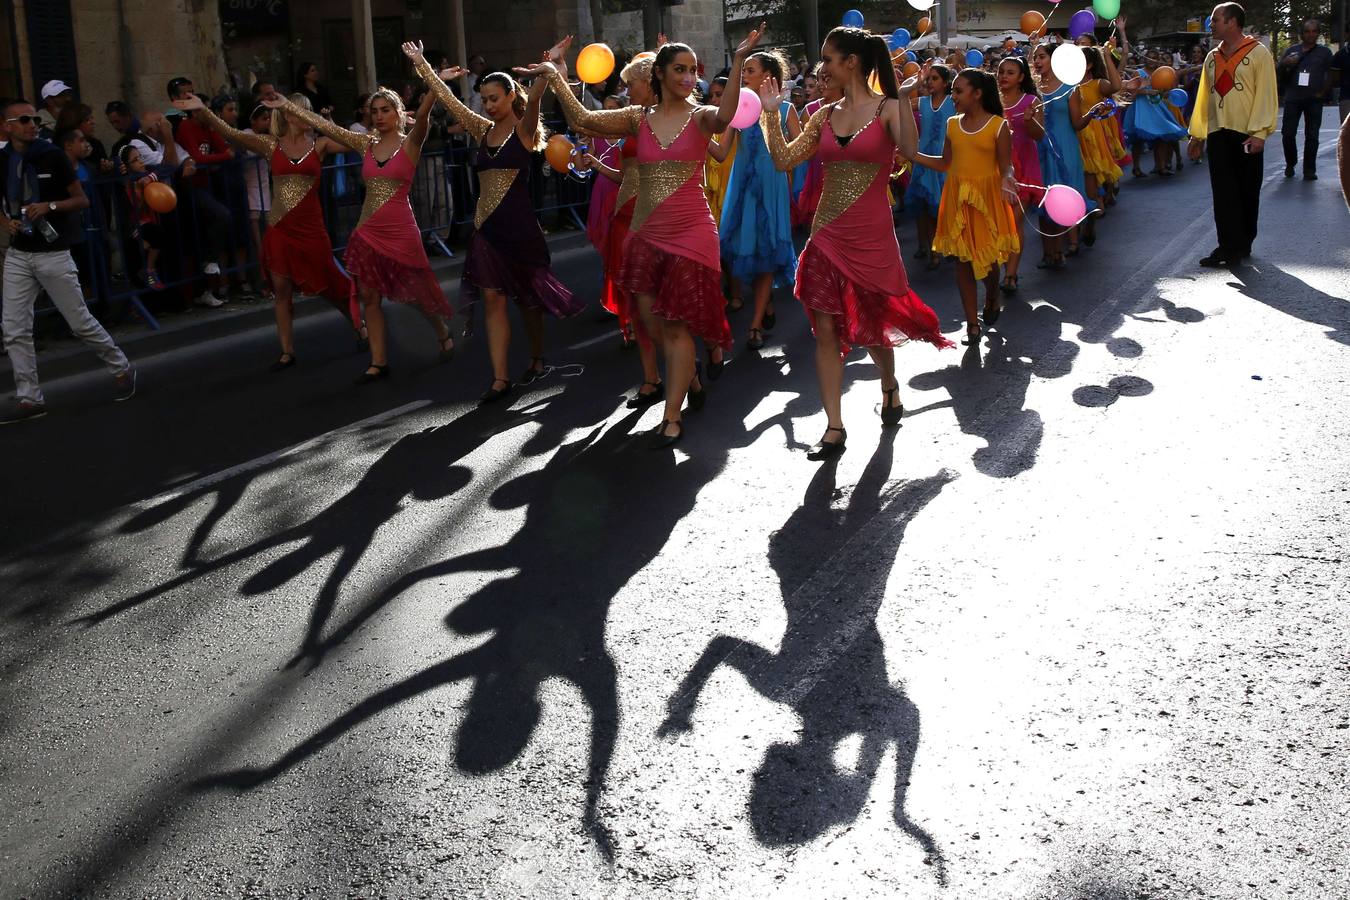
[914,122,952,172]
[403,89,436,165]
[263,96,372,152]
[708,131,736,163]
[1102,43,1123,96]
[887,74,922,159]
[517,63,639,136]
[1071,87,1094,131]
[518,66,546,148]
[699,22,766,134]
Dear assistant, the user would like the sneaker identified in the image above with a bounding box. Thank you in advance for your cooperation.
[0,401,47,425]
[146,269,166,291]
[194,291,224,308]
[203,262,222,275]
[113,368,137,402]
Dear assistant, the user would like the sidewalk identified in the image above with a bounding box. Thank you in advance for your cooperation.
[0,229,593,385]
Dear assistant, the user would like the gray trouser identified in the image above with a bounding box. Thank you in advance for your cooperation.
[3,247,130,404]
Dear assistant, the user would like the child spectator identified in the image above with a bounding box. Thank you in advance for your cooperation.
[240,104,273,289]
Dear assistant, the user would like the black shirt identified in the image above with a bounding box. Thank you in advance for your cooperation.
[1,140,78,252]
[1278,43,1334,98]
[1334,46,1350,94]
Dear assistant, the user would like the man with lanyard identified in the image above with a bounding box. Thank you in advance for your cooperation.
[0,98,136,424]
[1188,2,1279,268]
[1277,19,1333,180]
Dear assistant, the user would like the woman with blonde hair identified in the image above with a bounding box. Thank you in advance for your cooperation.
[265,85,456,383]
[173,91,359,370]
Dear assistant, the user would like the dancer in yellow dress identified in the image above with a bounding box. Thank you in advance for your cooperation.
[912,69,1019,345]
[1076,45,1123,242]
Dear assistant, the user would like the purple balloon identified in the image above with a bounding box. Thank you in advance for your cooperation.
[1068,9,1097,39]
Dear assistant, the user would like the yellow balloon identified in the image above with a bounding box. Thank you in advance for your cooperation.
[576,42,616,83]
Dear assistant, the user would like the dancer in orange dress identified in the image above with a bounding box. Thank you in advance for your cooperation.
[266,89,455,384]
[173,93,359,370]
[913,68,1020,344]
[759,27,952,460]
[524,25,767,447]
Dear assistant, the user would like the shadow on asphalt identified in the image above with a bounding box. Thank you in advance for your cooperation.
[1226,262,1350,346]
[657,436,955,883]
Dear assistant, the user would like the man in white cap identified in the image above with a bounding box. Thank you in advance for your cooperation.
[37,80,75,139]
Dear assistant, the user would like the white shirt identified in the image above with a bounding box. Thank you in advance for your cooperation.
[129,136,189,168]
[350,122,370,135]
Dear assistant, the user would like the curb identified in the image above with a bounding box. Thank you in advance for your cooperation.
[2,230,594,385]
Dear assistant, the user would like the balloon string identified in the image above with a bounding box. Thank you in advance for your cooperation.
[1005,185,1101,237]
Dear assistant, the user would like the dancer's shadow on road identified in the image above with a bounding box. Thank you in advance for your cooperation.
[192,357,809,860]
[657,435,955,883]
[1226,263,1350,346]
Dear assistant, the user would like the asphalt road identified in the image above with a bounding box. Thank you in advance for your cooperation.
[2,129,1347,899]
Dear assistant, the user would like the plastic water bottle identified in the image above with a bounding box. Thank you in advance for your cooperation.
[35,215,59,243]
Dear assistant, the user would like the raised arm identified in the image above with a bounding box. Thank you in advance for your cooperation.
[519,65,547,148]
[701,22,765,134]
[517,62,640,136]
[404,89,436,164]
[172,96,275,156]
[1102,41,1123,96]
[403,41,494,141]
[886,73,922,159]
[262,96,372,152]
[755,77,822,171]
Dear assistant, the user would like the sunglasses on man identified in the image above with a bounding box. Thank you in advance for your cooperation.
[5,115,39,125]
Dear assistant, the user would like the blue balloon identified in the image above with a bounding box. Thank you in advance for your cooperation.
[1204,15,1212,31]
[842,8,864,27]
[966,49,984,67]
[905,50,918,63]
[1167,88,1188,107]
[892,27,912,50]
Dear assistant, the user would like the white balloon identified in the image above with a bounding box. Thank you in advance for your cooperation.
[906,0,931,9]
[1051,43,1087,85]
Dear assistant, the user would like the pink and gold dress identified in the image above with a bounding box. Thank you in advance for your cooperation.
[1003,92,1045,206]
[763,100,954,355]
[547,72,731,351]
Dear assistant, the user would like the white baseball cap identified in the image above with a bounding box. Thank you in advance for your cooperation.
[41,79,74,100]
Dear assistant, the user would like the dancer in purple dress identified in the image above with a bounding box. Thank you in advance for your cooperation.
[405,40,582,403]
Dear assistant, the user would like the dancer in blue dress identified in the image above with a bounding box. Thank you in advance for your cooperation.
[1123,68,1189,176]
[1032,43,1095,269]
[720,48,799,351]
[905,63,955,271]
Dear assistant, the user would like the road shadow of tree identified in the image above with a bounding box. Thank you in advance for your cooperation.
[189,352,811,861]
[656,436,956,884]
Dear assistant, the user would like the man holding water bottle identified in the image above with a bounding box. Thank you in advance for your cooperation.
[1,98,136,424]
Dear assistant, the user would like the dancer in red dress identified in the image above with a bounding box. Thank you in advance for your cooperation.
[173,93,358,370]
[576,55,664,409]
[266,89,455,384]
[524,25,766,447]
[758,27,953,460]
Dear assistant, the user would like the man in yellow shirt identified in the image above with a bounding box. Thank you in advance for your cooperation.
[1187,2,1279,267]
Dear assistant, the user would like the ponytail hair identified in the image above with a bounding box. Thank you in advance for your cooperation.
[479,71,548,149]
[957,68,1003,116]
[1082,46,1107,81]
[650,42,697,102]
[823,26,899,99]
[998,56,1038,97]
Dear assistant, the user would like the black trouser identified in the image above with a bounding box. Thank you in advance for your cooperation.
[1206,128,1264,257]
[1281,95,1324,174]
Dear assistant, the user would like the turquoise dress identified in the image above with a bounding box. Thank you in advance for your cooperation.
[1037,82,1098,213]
[906,94,955,217]
[720,100,797,286]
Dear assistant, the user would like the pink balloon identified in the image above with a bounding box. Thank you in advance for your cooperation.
[1042,184,1086,227]
[730,87,762,129]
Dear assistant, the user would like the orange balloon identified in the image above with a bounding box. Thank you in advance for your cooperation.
[1020,10,1046,37]
[902,61,921,78]
[917,16,932,35]
[143,181,177,213]
[576,42,616,83]
[1150,65,1177,91]
[544,134,574,173]
[1004,39,1016,51]
[631,51,656,63]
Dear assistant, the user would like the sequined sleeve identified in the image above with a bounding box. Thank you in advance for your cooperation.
[199,107,276,157]
[275,97,374,152]
[761,105,824,172]
[546,69,641,136]
[414,57,492,142]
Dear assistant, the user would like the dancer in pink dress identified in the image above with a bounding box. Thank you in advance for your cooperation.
[997,56,1045,294]
[525,25,766,447]
[267,89,454,384]
[758,27,953,460]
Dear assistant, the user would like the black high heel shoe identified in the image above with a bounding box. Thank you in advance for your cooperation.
[626,381,664,409]
[479,378,513,404]
[355,363,389,385]
[963,324,982,346]
[705,347,724,381]
[519,357,547,385]
[982,296,1003,328]
[763,306,777,330]
[880,386,904,427]
[651,419,683,449]
[746,327,765,350]
[806,427,847,461]
[686,364,707,412]
[269,353,297,373]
